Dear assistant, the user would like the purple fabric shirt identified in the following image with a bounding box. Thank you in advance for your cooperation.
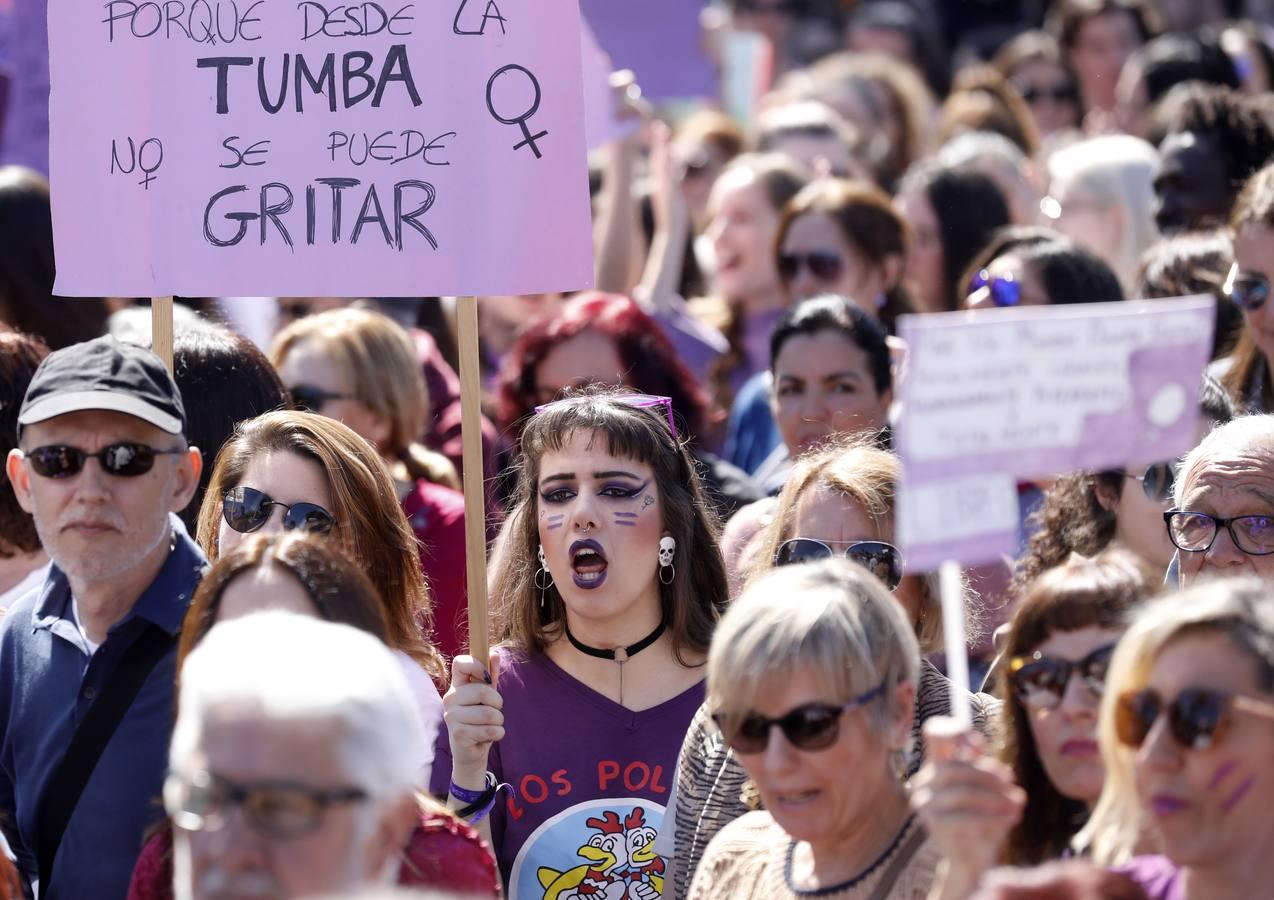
[1116,855,1183,900]
[431,650,705,900]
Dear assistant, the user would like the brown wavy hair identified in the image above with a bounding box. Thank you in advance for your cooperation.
[997,550,1153,865]
[494,390,727,663]
[195,410,445,681]
[178,531,389,674]
[1223,163,1274,410]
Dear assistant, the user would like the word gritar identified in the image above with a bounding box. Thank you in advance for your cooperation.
[198,45,420,114]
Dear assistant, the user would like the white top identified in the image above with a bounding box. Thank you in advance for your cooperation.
[70,597,103,655]
[393,650,443,786]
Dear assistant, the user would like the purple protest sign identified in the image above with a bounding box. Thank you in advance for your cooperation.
[579,0,715,101]
[580,18,636,151]
[47,0,594,297]
[1,0,49,173]
[896,297,1216,571]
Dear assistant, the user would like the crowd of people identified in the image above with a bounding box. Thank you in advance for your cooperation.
[7,0,1274,898]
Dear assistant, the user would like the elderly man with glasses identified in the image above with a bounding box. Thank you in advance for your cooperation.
[167,611,425,899]
[1,336,204,898]
[1166,415,1274,585]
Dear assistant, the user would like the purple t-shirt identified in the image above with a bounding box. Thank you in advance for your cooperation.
[1116,855,1183,900]
[431,650,705,900]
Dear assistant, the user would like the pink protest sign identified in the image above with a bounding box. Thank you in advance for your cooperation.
[47,0,594,297]
[895,297,1216,571]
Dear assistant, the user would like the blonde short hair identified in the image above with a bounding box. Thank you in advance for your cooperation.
[708,558,921,746]
[1078,576,1274,864]
[750,441,945,653]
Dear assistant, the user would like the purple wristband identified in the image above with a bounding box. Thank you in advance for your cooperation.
[449,772,496,804]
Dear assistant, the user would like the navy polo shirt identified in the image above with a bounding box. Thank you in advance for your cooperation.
[0,525,205,899]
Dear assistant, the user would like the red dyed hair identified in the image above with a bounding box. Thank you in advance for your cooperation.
[495,292,709,441]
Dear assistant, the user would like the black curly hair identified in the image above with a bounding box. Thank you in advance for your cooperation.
[1159,85,1274,195]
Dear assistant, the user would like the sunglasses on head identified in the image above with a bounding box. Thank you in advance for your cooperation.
[534,393,678,438]
[221,486,337,536]
[777,251,845,284]
[1115,686,1274,751]
[774,539,903,591]
[289,384,351,413]
[712,682,885,754]
[1010,643,1116,710]
[1223,262,1270,312]
[26,443,183,479]
[1124,461,1177,503]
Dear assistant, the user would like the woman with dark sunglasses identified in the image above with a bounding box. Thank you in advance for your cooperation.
[911,552,1152,900]
[774,179,912,335]
[1078,576,1274,898]
[1215,163,1274,413]
[667,442,994,900]
[269,306,470,661]
[964,236,1125,311]
[1017,377,1235,589]
[686,559,938,899]
[194,410,447,765]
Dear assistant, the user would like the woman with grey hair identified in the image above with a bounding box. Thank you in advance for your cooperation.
[665,443,994,900]
[1078,576,1274,897]
[686,559,939,899]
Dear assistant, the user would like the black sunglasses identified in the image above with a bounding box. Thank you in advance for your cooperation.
[222,486,337,536]
[1010,643,1116,710]
[1017,84,1078,105]
[1124,461,1176,503]
[289,384,352,413]
[1115,687,1274,751]
[774,539,903,591]
[777,251,845,284]
[26,443,183,479]
[1223,262,1270,312]
[712,682,885,754]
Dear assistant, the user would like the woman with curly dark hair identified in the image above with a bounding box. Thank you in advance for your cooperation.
[1015,377,1234,590]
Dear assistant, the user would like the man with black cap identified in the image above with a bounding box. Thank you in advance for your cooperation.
[0,336,204,898]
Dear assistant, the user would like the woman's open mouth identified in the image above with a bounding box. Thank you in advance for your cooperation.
[569,539,608,590]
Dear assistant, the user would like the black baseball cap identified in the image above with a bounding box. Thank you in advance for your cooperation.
[18,336,185,436]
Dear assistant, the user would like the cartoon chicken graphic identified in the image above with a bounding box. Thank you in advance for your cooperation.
[537,808,664,900]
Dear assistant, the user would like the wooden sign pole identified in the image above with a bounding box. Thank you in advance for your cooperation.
[456,296,490,664]
[151,296,175,373]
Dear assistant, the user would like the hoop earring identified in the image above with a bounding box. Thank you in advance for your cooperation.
[535,545,554,609]
[658,536,676,585]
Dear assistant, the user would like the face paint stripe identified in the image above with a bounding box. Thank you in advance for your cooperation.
[1209,759,1239,791]
[1222,774,1256,812]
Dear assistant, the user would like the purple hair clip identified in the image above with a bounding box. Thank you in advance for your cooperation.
[533,393,678,438]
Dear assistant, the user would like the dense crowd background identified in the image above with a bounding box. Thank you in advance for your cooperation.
[6,0,1274,898]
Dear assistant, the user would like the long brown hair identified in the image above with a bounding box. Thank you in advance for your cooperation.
[998,551,1153,865]
[195,410,445,681]
[1223,163,1274,410]
[494,391,727,664]
[270,307,459,488]
[0,330,48,557]
[178,531,389,674]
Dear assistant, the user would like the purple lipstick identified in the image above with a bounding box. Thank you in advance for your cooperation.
[569,539,608,589]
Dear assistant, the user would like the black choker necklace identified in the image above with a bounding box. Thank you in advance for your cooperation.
[566,619,666,663]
